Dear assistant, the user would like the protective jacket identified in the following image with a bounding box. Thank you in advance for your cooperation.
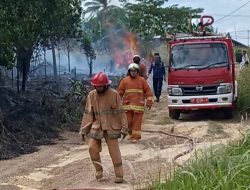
[139,63,148,80]
[118,76,153,112]
[80,88,128,139]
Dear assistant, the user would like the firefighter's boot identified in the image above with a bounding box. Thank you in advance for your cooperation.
[114,164,123,183]
[106,138,124,183]
[88,139,103,180]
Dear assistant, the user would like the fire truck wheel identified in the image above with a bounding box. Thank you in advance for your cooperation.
[223,108,233,119]
[169,109,180,120]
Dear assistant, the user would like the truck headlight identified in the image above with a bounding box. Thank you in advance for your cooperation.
[217,83,232,94]
[168,86,183,96]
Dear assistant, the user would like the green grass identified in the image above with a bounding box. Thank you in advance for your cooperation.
[237,66,250,111]
[152,133,250,190]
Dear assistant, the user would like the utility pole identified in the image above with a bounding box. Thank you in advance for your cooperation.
[43,47,46,77]
[248,30,249,47]
[234,24,237,41]
[58,48,61,79]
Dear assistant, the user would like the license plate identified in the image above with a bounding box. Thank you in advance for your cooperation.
[191,98,208,104]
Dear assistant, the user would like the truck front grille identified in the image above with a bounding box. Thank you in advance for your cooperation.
[181,85,218,96]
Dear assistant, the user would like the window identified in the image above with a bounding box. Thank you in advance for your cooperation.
[171,43,229,69]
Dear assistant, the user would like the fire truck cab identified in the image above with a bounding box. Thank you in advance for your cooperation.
[167,16,237,119]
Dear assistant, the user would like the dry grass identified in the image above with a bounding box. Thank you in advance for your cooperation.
[205,121,229,138]
[154,115,174,125]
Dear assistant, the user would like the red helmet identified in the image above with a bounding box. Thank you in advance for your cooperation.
[91,72,112,87]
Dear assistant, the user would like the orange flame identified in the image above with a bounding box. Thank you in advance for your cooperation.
[113,32,139,69]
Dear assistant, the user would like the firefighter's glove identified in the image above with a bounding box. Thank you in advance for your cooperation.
[121,127,128,140]
[121,132,127,140]
[146,99,153,110]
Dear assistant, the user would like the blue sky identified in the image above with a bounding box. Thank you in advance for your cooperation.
[111,0,250,46]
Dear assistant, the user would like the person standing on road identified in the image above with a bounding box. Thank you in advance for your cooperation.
[80,72,128,183]
[132,55,148,80]
[240,50,249,70]
[148,53,166,102]
[118,63,153,142]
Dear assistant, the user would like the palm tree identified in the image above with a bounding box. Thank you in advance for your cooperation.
[83,0,110,18]
[83,0,126,36]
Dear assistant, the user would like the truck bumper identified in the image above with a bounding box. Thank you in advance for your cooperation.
[168,93,233,110]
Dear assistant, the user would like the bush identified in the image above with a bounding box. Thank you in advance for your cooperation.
[237,66,250,111]
[153,133,250,189]
[60,79,89,124]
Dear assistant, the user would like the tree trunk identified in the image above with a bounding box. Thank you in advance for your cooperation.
[44,48,47,77]
[67,50,70,73]
[85,55,93,77]
[11,67,14,88]
[51,43,57,77]
[0,67,4,86]
[21,61,27,91]
[16,47,33,92]
[16,67,20,93]
[89,58,93,77]
[66,39,71,73]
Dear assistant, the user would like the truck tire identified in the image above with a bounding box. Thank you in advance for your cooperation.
[223,108,233,119]
[169,109,180,120]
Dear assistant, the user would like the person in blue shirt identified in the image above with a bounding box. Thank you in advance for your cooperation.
[148,53,166,102]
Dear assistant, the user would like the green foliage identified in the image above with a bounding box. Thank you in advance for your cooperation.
[0,0,83,90]
[125,1,203,39]
[83,0,127,40]
[80,34,96,76]
[153,133,250,189]
[61,79,89,123]
[82,0,203,42]
[83,0,109,17]
[237,66,250,111]
[80,36,96,60]
[83,17,102,41]
[0,43,15,69]
[98,5,128,29]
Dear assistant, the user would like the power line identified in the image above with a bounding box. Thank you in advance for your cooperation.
[227,29,250,33]
[228,30,250,33]
[231,36,249,39]
[215,0,250,23]
[213,14,250,17]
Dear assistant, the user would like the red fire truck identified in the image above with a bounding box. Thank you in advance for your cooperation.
[167,16,237,119]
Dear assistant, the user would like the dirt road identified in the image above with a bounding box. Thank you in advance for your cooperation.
[0,90,246,190]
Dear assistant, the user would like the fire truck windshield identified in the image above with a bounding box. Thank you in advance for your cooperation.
[171,43,229,70]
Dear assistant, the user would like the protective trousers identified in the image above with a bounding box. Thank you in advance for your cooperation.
[153,77,163,101]
[125,110,144,140]
[88,132,123,178]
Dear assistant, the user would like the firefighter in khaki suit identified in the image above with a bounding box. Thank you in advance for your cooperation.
[80,72,128,183]
[118,63,153,142]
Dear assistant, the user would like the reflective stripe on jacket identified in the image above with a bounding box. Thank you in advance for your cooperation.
[80,88,128,139]
[118,76,153,113]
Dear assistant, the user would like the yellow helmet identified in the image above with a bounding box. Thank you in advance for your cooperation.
[128,63,139,70]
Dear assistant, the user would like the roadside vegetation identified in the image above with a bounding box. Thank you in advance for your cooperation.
[237,64,250,112]
[153,132,250,189]
[151,62,250,189]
